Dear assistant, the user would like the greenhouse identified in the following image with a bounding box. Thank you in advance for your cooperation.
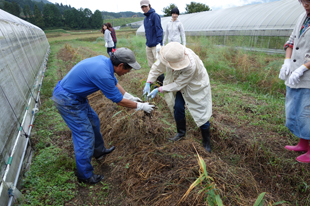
[0,9,50,205]
[137,0,305,52]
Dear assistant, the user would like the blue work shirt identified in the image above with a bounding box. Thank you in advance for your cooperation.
[60,55,123,103]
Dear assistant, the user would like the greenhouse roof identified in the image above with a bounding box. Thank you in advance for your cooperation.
[137,0,304,36]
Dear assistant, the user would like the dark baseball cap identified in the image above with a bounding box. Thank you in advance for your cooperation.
[114,48,141,70]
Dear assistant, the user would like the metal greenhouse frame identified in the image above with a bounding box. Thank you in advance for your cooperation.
[0,9,50,205]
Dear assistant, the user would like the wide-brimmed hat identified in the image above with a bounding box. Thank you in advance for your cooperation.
[159,42,190,70]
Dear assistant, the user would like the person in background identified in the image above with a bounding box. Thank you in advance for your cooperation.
[143,42,212,153]
[107,22,117,49]
[279,0,310,163]
[101,24,114,56]
[163,7,186,46]
[140,0,163,69]
[52,48,154,184]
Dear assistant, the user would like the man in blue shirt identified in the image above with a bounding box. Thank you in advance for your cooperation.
[52,48,154,184]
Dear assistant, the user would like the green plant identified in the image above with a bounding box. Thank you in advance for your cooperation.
[253,192,265,206]
[21,147,76,205]
[179,145,223,206]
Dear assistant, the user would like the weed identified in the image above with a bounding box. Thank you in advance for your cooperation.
[21,146,76,205]
[180,145,223,206]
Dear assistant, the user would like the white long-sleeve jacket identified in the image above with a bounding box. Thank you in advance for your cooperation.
[147,48,212,127]
[285,12,310,89]
[104,29,114,48]
[163,19,186,46]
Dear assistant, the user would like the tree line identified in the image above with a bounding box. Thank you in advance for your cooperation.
[101,11,144,19]
[0,0,102,30]
[162,2,211,17]
[0,0,211,29]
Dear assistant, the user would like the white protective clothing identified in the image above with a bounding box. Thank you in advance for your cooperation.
[163,19,186,46]
[104,29,114,48]
[123,92,141,102]
[136,102,155,113]
[279,58,291,80]
[288,65,309,85]
[147,48,212,127]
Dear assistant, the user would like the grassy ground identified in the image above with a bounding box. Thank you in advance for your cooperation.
[45,29,136,42]
[18,32,310,205]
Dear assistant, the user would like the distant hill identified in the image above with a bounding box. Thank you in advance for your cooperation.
[31,0,51,4]
[101,11,144,19]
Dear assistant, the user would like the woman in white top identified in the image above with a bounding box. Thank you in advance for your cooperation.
[143,42,212,152]
[163,7,186,46]
[101,24,114,56]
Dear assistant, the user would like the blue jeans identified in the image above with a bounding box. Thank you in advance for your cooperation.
[174,91,210,129]
[285,86,310,140]
[52,81,107,179]
[113,42,117,49]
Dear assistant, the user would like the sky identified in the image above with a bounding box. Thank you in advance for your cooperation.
[48,0,279,15]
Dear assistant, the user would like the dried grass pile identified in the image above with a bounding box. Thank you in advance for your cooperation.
[88,92,280,206]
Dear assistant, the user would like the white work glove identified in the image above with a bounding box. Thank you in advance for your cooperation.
[143,83,151,96]
[155,44,161,59]
[279,58,291,80]
[156,44,161,53]
[288,65,309,85]
[136,102,155,113]
[123,92,141,102]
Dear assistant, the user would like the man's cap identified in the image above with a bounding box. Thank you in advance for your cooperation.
[140,0,150,7]
[114,48,141,70]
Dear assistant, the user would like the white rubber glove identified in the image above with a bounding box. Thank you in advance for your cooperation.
[123,92,141,102]
[136,102,155,113]
[288,65,309,85]
[148,88,159,99]
[155,44,161,59]
[279,58,291,80]
[143,83,151,96]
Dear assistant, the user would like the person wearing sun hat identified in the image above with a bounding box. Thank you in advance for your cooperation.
[143,42,212,152]
[52,48,155,184]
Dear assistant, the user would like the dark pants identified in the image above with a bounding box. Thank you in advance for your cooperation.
[174,91,210,129]
[107,47,113,56]
[52,81,107,179]
[113,42,117,49]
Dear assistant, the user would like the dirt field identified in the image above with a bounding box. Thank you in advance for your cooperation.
[41,41,310,206]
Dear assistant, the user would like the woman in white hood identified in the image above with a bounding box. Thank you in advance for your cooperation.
[163,7,186,46]
[143,42,212,152]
